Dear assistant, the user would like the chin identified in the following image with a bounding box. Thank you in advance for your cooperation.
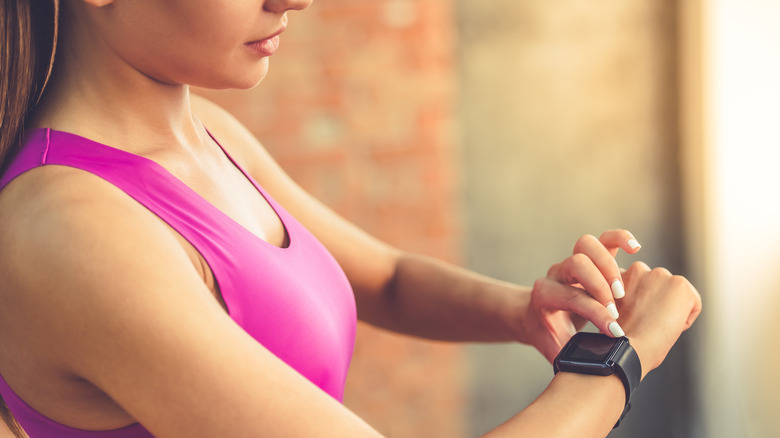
[197,60,270,91]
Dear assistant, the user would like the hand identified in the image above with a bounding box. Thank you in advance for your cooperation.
[615,262,702,378]
[523,230,641,362]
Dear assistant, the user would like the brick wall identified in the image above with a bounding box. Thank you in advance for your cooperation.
[197,0,466,436]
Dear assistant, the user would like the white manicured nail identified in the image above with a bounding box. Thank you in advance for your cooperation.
[609,321,625,337]
[611,280,626,299]
[628,239,641,250]
[606,302,619,319]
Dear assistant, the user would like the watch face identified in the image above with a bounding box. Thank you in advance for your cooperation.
[555,332,628,377]
[565,333,618,363]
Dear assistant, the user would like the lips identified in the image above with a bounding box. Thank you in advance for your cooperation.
[245,35,280,57]
[245,27,286,57]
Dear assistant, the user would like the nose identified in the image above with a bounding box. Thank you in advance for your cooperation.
[264,0,312,13]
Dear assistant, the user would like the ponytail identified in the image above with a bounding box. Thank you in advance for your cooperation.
[0,0,58,171]
[0,3,57,436]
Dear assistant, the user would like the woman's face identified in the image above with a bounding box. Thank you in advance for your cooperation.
[77,0,312,89]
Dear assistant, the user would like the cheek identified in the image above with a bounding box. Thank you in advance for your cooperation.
[107,7,267,90]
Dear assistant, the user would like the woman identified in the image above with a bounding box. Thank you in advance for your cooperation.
[0,1,701,437]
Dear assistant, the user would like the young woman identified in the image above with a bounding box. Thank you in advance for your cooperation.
[0,1,701,437]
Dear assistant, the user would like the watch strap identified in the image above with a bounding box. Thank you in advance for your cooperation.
[611,339,642,407]
[610,338,641,428]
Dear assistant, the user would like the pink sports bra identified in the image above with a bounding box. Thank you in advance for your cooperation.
[0,128,357,437]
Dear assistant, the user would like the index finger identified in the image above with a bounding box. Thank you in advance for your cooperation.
[598,229,642,257]
[571,234,626,301]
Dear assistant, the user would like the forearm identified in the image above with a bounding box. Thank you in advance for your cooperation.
[357,252,530,343]
[486,371,626,438]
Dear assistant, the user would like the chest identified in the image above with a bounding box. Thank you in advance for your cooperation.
[154,148,289,249]
[166,180,358,401]
[135,150,357,400]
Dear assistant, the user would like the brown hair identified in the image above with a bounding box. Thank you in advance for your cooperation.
[0,0,58,172]
[0,2,58,436]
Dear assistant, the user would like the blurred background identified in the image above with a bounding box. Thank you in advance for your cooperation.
[196,0,780,436]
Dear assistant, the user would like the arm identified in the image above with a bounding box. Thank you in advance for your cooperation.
[487,372,626,437]
[0,166,382,438]
[191,96,702,435]
[352,231,638,355]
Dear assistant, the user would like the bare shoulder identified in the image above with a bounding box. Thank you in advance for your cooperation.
[0,164,217,427]
[0,165,203,368]
[0,165,166,274]
[0,164,192,273]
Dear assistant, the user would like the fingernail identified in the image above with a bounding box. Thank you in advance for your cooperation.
[628,238,641,250]
[611,280,626,299]
[609,321,625,337]
[606,302,619,319]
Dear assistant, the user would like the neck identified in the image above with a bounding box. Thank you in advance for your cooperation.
[31,6,207,155]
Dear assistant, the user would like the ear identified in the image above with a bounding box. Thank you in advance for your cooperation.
[81,0,114,6]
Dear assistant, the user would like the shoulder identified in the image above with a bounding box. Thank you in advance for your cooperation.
[0,164,184,261]
[0,165,143,255]
[0,164,201,368]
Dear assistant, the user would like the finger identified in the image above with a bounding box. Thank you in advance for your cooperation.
[539,332,573,364]
[619,258,652,291]
[572,234,626,301]
[626,260,652,274]
[570,312,588,332]
[598,229,642,257]
[553,252,616,316]
[536,315,576,363]
[534,278,625,338]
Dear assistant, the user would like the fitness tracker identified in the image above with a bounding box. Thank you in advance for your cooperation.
[553,332,642,428]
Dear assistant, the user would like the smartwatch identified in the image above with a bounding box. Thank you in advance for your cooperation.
[553,332,642,428]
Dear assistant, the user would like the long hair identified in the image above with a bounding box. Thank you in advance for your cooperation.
[0,2,58,436]
[0,0,58,172]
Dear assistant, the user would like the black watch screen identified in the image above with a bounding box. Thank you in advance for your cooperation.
[555,332,629,376]
[566,334,620,362]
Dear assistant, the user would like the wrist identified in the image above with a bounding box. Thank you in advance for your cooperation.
[553,332,642,428]
[547,371,627,432]
[621,324,662,381]
[623,335,653,381]
[495,284,535,344]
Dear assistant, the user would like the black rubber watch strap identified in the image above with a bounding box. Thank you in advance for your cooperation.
[610,339,641,428]
[611,340,642,406]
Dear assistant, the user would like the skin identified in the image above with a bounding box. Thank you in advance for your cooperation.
[0,0,702,436]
